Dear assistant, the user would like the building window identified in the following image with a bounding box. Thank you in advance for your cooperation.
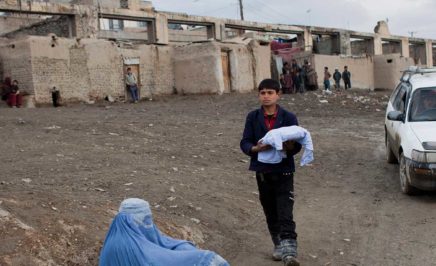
[109,19,124,30]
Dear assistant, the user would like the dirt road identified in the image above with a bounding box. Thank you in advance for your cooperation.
[1,90,435,266]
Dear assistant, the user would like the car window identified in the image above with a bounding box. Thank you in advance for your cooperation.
[390,83,402,104]
[409,87,436,121]
[393,86,407,112]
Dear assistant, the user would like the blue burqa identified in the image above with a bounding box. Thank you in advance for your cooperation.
[99,198,229,266]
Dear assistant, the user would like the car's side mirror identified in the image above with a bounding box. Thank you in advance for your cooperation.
[387,111,404,121]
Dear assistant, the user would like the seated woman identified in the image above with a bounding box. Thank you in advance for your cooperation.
[99,198,229,266]
[7,80,23,108]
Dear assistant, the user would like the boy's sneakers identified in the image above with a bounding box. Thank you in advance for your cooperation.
[272,244,282,261]
[281,239,299,266]
[283,255,300,266]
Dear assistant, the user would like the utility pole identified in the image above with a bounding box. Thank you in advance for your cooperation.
[408,31,417,38]
[239,0,244,20]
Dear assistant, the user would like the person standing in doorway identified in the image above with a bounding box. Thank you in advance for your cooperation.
[125,67,139,103]
[333,68,342,90]
[323,67,331,91]
[342,66,351,90]
[240,79,302,266]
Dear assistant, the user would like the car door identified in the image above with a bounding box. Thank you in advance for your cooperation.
[387,85,409,156]
[386,84,402,147]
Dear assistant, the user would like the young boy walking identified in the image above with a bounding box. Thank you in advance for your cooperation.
[240,79,302,266]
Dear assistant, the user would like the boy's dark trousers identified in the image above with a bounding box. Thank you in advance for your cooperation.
[256,172,297,245]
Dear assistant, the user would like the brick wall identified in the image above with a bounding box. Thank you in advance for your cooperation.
[145,45,175,96]
[84,41,124,100]
[120,45,175,98]
[0,39,34,95]
[69,47,92,100]
[32,57,73,102]
[1,37,175,104]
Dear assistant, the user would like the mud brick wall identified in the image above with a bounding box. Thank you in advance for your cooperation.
[32,57,73,102]
[249,41,271,90]
[29,38,126,103]
[374,54,415,90]
[84,41,124,100]
[314,54,375,90]
[0,40,34,95]
[29,37,74,103]
[174,42,223,94]
[69,46,92,100]
[23,36,174,103]
[143,45,174,96]
[120,45,174,98]
[222,43,254,93]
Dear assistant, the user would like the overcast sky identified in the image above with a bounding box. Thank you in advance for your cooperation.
[152,0,436,40]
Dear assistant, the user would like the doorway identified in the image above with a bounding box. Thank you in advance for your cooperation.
[221,51,231,93]
[123,63,140,102]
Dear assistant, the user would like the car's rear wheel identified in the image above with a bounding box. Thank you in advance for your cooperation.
[386,136,398,164]
[399,153,418,195]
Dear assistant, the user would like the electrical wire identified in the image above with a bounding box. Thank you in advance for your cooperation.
[250,0,304,25]
[195,4,238,17]
[244,3,279,23]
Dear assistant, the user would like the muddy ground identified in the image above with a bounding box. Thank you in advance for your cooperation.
[0,89,435,266]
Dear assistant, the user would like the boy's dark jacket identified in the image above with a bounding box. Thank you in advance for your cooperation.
[240,105,302,173]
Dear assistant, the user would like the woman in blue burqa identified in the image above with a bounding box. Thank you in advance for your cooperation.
[99,198,229,266]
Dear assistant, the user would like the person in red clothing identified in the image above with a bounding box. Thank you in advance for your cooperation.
[7,80,23,108]
[240,79,302,266]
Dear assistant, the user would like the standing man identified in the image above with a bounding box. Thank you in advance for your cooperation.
[342,66,351,90]
[281,62,293,94]
[240,79,302,266]
[291,59,301,94]
[324,67,331,91]
[125,67,139,103]
[333,68,342,90]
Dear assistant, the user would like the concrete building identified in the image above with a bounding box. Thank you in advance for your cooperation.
[0,0,435,104]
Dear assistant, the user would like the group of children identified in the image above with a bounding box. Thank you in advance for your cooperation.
[324,65,352,91]
[280,59,320,94]
[1,77,22,108]
[280,60,303,94]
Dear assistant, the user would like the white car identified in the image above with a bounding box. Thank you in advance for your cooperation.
[385,67,436,195]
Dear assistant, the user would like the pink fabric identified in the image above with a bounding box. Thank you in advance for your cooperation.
[7,93,22,107]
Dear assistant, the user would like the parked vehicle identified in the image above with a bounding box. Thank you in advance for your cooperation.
[385,66,436,194]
